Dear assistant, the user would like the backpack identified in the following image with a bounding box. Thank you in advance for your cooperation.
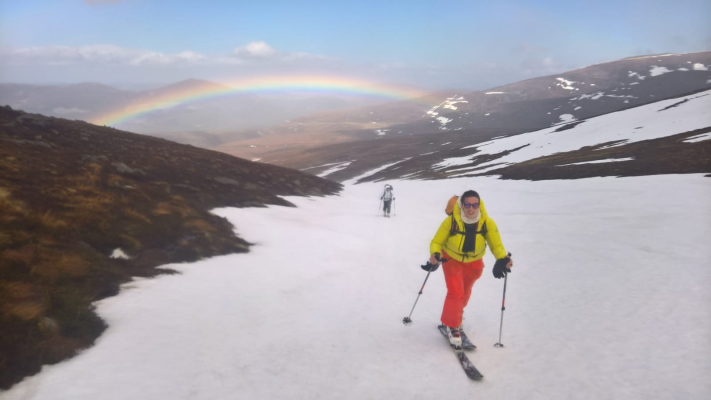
[445,195,487,236]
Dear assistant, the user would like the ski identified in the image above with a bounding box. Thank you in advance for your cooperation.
[438,325,484,380]
[460,330,476,350]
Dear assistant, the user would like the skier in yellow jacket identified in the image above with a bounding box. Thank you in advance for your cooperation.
[428,190,513,349]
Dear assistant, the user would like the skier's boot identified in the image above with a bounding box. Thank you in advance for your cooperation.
[447,326,462,349]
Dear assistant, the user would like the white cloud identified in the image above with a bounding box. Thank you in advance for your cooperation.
[0,44,267,67]
[177,51,206,62]
[0,42,332,69]
[233,41,277,57]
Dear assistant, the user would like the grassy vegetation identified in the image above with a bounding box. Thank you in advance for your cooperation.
[0,106,341,389]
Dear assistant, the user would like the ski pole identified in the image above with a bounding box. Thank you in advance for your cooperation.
[377,199,382,216]
[494,252,512,348]
[394,198,397,216]
[403,257,448,325]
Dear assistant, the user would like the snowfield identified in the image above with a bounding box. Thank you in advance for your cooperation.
[453,89,711,170]
[3,174,710,400]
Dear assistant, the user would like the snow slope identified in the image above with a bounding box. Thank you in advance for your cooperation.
[433,90,711,175]
[3,175,711,400]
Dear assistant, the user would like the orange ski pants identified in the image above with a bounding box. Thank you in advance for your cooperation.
[440,250,484,328]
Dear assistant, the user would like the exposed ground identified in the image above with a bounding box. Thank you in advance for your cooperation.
[0,106,341,389]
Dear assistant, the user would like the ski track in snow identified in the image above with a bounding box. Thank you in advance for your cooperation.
[4,174,711,400]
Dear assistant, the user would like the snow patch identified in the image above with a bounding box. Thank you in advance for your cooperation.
[433,153,478,169]
[485,92,506,94]
[555,77,578,90]
[317,161,353,177]
[110,248,129,259]
[628,71,646,80]
[558,114,577,123]
[557,157,634,166]
[683,133,711,143]
[340,159,409,185]
[251,158,262,162]
[649,66,672,77]
[693,63,708,71]
[426,96,468,116]
[677,68,689,71]
[595,141,629,150]
[436,116,452,126]
[574,106,582,111]
[575,92,605,100]
[375,129,389,136]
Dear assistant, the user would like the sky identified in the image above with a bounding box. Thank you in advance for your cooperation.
[1,0,710,90]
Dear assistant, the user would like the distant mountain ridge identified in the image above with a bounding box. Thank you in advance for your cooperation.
[350,51,711,139]
[216,51,711,172]
[0,79,396,136]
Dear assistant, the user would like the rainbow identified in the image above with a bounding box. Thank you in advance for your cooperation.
[92,76,432,127]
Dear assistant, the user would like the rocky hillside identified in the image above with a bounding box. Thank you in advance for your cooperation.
[378,52,711,137]
[0,106,341,389]
[278,89,711,182]
[218,51,711,166]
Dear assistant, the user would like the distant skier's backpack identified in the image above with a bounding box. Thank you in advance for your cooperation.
[445,195,487,237]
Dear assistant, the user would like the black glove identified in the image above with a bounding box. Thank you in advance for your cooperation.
[421,261,439,272]
[492,257,511,279]
[421,252,441,271]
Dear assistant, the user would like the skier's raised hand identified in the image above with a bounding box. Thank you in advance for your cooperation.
[428,252,441,265]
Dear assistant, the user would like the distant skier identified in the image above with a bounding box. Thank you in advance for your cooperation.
[427,190,512,349]
[380,184,395,217]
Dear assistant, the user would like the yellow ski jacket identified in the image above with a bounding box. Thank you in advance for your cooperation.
[429,199,507,262]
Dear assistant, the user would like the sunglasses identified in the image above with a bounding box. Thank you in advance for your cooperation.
[462,202,480,209]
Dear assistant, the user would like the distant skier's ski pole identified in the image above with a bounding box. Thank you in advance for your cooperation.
[393,198,397,216]
[377,199,382,216]
[403,256,448,325]
[494,252,512,348]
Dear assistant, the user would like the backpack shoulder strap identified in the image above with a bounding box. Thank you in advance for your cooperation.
[449,214,459,235]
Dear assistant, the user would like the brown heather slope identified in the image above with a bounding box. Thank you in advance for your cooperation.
[0,106,341,389]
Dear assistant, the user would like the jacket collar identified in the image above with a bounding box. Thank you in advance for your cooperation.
[452,198,488,225]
